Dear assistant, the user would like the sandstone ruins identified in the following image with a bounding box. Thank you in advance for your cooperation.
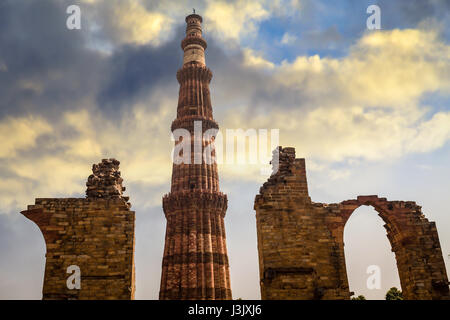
[22,159,135,299]
[254,147,450,300]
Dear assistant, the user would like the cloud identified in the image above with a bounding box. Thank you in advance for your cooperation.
[218,28,450,164]
[0,97,174,214]
[111,0,174,45]
[0,116,52,158]
[379,0,450,27]
[76,0,185,48]
[0,0,106,119]
[77,0,307,49]
[0,2,449,212]
[0,1,183,214]
[277,29,450,108]
[0,61,8,72]
[204,0,269,41]
[407,112,450,153]
[242,48,274,69]
[281,32,298,45]
[301,26,342,50]
[96,30,183,110]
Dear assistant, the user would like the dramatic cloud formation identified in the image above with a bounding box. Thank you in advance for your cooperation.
[223,29,450,162]
[205,0,269,41]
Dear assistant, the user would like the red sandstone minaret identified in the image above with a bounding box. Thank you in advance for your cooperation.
[159,13,232,300]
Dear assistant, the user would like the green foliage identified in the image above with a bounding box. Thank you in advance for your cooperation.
[385,287,403,300]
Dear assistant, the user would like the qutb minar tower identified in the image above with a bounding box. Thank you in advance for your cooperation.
[159,13,232,300]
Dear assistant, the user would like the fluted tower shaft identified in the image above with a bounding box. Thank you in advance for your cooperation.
[159,13,232,300]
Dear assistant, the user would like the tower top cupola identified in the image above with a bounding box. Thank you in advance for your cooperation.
[181,12,207,66]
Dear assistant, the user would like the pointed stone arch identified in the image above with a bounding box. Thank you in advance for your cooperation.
[331,195,450,300]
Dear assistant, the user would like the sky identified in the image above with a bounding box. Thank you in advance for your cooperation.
[0,0,449,300]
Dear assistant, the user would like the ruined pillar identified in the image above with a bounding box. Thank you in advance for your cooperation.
[22,159,135,300]
[254,147,349,299]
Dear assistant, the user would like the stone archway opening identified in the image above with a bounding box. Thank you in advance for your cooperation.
[343,205,401,300]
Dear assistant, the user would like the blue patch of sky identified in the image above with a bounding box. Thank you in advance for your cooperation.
[239,0,371,64]
[405,141,450,168]
[241,0,449,65]
[419,93,450,118]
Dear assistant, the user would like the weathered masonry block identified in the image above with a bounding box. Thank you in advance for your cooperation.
[254,147,450,300]
[21,159,135,300]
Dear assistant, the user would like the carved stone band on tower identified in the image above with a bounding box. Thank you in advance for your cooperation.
[159,13,232,300]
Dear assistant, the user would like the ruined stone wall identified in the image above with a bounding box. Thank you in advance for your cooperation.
[22,159,135,300]
[254,147,349,299]
[254,147,450,300]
